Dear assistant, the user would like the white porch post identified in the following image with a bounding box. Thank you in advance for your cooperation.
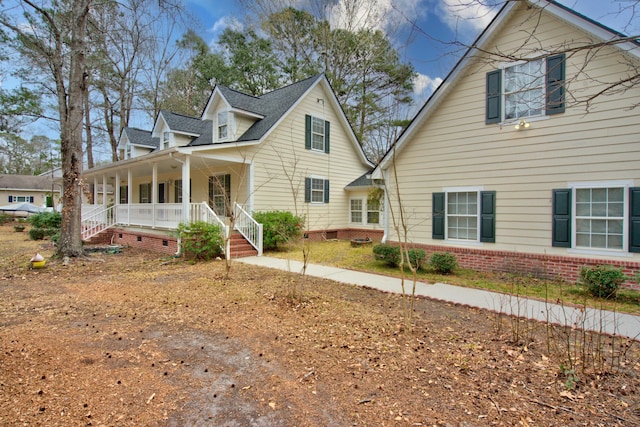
[127,169,132,225]
[152,163,158,227]
[93,176,98,205]
[102,175,107,207]
[247,161,254,213]
[115,171,120,205]
[182,155,190,223]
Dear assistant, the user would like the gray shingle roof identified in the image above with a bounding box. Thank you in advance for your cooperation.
[123,127,159,148]
[159,111,210,135]
[345,171,376,189]
[0,174,57,191]
[132,75,324,149]
[191,74,323,146]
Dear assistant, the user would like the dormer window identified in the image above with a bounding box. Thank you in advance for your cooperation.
[217,111,228,140]
[162,131,170,149]
[125,144,131,159]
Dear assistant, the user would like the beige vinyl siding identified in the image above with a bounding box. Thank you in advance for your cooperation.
[385,2,640,260]
[245,84,370,231]
[234,114,257,140]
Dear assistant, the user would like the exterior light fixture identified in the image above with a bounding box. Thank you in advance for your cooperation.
[514,119,530,130]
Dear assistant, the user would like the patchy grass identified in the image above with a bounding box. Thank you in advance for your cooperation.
[269,240,640,315]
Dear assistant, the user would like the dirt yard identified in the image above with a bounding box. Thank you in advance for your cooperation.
[0,224,638,426]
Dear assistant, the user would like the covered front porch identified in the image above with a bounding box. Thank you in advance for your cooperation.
[81,148,262,257]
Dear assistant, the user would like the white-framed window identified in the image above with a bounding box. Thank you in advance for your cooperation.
[162,131,170,149]
[367,199,382,225]
[503,59,545,120]
[446,190,479,241]
[125,144,131,159]
[574,185,626,251]
[486,54,565,124]
[311,178,325,203]
[553,182,633,253]
[350,199,363,223]
[217,111,228,140]
[9,195,34,203]
[311,116,325,151]
[305,176,329,204]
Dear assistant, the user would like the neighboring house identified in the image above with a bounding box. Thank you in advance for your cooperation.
[0,174,61,209]
[373,0,640,286]
[82,74,376,255]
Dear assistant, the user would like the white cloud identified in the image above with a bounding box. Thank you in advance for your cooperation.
[328,0,425,33]
[210,16,243,35]
[413,73,442,97]
[437,0,498,34]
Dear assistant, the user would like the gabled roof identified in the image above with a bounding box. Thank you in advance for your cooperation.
[0,174,58,191]
[194,74,324,146]
[345,171,376,189]
[122,127,159,148]
[374,0,640,174]
[159,111,210,136]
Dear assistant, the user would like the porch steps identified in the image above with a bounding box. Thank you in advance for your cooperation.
[229,232,258,258]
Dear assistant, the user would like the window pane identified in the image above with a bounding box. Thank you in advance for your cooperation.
[608,219,623,234]
[446,191,478,241]
[591,219,606,234]
[591,234,606,248]
[608,188,623,202]
[591,188,606,203]
[576,219,590,233]
[576,189,590,203]
[576,203,590,216]
[576,233,590,247]
[609,202,623,217]
[608,234,623,249]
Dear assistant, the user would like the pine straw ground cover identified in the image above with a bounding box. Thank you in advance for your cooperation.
[0,224,638,426]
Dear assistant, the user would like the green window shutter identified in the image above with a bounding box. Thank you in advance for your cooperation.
[546,53,566,115]
[8,196,12,202]
[486,70,502,124]
[29,196,34,203]
[432,192,445,240]
[305,115,311,150]
[324,179,330,203]
[480,191,496,243]
[629,187,640,252]
[304,178,311,203]
[324,120,330,153]
[552,189,571,247]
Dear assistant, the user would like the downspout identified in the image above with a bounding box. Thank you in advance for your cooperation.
[381,169,390,244]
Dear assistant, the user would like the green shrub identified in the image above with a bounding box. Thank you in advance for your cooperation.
[29,211,62,229]
[372,244,425,270]
[29,227,47,240]
[27,212,62,241]
[177,221,225,261]
[579,265,626,299]
[0,213,11,225]
[430,252,458,274]
[252,211,304,250]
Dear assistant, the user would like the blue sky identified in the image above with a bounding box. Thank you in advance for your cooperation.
[185,0,639,105]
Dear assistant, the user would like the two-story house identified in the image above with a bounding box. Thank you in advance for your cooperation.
[82,74,378,256]
[373,0,640,285]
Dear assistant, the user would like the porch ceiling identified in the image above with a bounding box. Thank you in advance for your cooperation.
[84,151,246,181]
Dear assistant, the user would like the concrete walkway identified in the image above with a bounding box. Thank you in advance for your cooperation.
[236,256,640,341]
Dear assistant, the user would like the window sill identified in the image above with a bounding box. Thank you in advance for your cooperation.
[441,240,484,247]
[567,248,633,258]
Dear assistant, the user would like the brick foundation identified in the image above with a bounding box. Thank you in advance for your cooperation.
[385,241,640,290]
[110,228,178,255]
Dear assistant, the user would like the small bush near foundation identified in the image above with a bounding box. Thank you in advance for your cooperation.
[177,221,224,261]
[430,252,458,274]
[252,211,304,250]
[372,244,425,270]
[579,265,626,299]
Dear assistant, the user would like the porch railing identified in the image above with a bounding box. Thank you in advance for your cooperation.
[82,204,117,241]
[190,202,231,258]
[234,203,263,256]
